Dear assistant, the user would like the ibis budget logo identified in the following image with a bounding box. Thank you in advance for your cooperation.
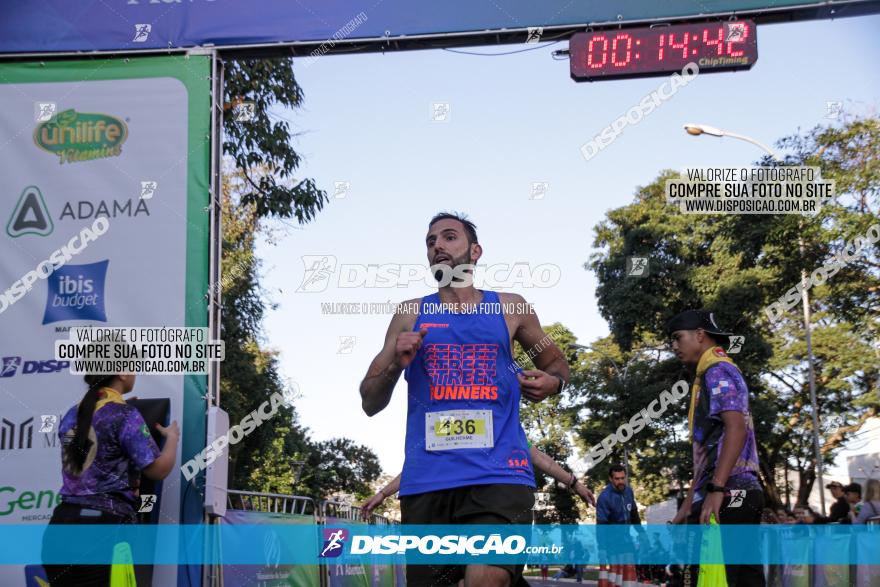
[34,109,128,164]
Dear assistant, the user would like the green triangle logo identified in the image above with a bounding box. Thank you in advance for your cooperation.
[7,186,53,237]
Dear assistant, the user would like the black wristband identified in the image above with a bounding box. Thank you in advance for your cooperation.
[706,482,726,493]
[554,374,565,395]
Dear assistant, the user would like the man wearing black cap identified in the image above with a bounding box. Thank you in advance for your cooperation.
[666,310,764,587]
[822,481,851,523]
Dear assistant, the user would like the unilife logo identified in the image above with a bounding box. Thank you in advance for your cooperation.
[33,109,128,164]
[42,261,109,325]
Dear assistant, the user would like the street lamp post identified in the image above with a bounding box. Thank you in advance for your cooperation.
[682,124,826,515]
[292,459,305,494]
[683,123,783,162]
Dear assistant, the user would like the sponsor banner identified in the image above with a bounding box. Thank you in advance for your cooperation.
[3,524,878,565]
[323,516,394,587]
[0,56,210,586]
[780,534,812,587]
[0,0,867,54]
[812,533,849,587]
[221,510,321,587]
[856,531,880,587]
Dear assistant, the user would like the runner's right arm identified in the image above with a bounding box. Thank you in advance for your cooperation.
[360,306,424,416]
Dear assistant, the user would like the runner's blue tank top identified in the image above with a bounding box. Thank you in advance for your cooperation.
[399,290,535,496]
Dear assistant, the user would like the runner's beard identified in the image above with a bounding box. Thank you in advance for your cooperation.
[433,252,474,286]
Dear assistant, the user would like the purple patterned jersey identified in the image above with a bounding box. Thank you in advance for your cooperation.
[692,362,761,499]
[58,390,160,518]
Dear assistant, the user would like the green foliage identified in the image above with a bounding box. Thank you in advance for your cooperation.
[514,323,582,522]
[568,339,692,506]
[299,439,383,500]
[220,165,380,500]
[583,116,879,507]
[216,57,385,500]
[223,58,328,221]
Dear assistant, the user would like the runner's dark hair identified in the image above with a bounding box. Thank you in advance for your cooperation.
[70,374,117,472]
[608,463,626,477]
[429,212,478,246]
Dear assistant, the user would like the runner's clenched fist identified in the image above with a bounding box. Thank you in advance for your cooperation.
[395,328,428,368]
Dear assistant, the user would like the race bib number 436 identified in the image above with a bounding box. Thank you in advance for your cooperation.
[425,410,493,450]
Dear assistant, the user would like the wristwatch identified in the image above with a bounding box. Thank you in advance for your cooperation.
[705,482,727,494]
[554,374,565,395]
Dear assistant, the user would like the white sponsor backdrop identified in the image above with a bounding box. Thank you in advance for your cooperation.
[0,58,210,586]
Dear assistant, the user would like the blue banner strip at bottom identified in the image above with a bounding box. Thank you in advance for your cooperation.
[5,524,879,565]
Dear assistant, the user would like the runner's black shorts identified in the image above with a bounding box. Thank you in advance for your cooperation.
[400,483,535,587]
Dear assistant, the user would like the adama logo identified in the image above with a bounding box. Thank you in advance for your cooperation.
[7,187,53,237]
[34,109,128,164]
[6,186,149,239]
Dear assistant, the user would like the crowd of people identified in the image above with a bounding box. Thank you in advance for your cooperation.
[531,478,880,585]
[354,213,875,587]
[761,479,880,525]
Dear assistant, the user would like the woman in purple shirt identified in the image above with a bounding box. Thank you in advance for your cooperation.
[42,373,179,586]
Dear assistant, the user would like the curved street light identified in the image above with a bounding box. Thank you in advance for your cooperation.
[683,123,783,162]
[682,124,825,515]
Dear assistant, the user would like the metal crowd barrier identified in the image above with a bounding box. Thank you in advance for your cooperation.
[321,499,394,525]
[321,500,364,522]
[226,489,317,516]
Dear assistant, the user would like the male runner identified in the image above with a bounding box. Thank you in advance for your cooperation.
[360,212,569,587]
[666,309,764,587]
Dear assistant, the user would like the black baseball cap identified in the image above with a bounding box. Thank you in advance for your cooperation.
[844,482,862,495]
[666,309,734,345]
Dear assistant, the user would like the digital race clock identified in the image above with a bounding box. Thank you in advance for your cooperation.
[570,20,757,81]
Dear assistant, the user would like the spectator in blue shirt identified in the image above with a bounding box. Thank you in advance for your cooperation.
[596,464,643,526]
[596,463,647,579]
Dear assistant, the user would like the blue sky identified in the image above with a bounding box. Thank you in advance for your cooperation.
[255,14,880,477]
